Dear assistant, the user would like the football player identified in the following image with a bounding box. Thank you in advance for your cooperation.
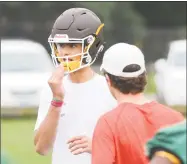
[34,8,116,164]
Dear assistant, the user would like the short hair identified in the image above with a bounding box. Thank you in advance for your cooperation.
[103,64,147,94]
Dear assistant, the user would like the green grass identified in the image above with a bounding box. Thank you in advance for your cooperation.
[1,118,51,164]
[1,108,185,164]
[145,72,156,94]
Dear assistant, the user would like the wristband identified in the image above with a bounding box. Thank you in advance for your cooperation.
[51,98,64,107]
[53,97,63,102]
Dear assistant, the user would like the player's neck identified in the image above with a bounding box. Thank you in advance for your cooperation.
[115,92,150,105]
[68,67,96,83]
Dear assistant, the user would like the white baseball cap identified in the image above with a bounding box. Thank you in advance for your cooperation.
[100,43,146,78]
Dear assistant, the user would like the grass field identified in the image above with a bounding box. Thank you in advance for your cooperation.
[1,118,51,164]
[2,106,186,164]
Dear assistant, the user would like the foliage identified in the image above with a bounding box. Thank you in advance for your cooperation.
[0,2,186,62]
[134,2,186,27]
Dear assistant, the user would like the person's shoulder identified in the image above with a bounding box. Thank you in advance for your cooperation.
[154,101,184,119]
[153,101,179,113]
[96,104,133,135]
[95,108,117,132]
[158,120,186,135]
[103,102,147,124]
[100,103,127,123]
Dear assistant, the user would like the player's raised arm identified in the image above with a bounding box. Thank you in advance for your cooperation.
[34,64,65,155]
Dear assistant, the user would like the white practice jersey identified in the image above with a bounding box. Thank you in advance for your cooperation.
[35,74,117,164]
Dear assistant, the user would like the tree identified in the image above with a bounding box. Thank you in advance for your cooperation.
[134,2,186,27]
[109,2,146,47]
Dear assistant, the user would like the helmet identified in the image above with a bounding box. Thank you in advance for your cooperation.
[48,8,105,74]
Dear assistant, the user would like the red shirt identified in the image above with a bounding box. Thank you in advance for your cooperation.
[92,101,184,164]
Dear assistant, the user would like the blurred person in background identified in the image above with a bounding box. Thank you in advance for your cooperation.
[34,8,116,164]
[146,120,186,164]
[91,43,184,164]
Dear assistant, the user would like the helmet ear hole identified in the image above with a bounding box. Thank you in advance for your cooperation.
[86,56,92,63]
[82,54,92,64]
[88,35,103,57]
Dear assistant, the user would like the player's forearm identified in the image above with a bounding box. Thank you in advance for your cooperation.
[150,156,173,164]
[34,106,61,155]
[150,151,180,164]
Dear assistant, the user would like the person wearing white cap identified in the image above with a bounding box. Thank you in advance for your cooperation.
[91,43,184,164]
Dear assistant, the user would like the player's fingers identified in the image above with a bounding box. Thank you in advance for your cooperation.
[48,64,64,82]
[67,135,85,144]
[84,147,91,153]
[48,75,61,85]
[53,64,64,79]
[70,144,88,155]
[68,139,85,149]
[52,63,64,75]
[71,148,83,155]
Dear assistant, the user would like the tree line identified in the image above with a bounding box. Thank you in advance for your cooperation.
[0,2,186,62]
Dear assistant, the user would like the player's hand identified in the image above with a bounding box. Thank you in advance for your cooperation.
[67,136,92,155]
[48,64,65,100]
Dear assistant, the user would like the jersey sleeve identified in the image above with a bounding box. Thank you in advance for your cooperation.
[92,116,115,164]
[34,83,52,131]
[145,120,186,164]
